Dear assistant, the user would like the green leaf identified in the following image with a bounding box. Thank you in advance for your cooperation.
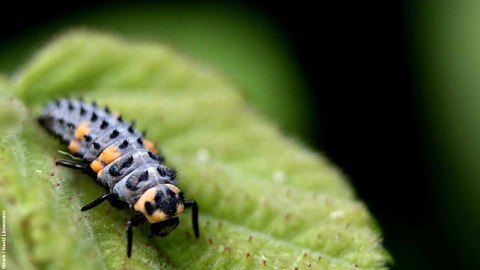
[0,30,391,269]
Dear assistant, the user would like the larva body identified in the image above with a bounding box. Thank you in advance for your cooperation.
[38,98,199,257]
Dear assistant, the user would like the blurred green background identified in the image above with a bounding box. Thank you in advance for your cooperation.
[1,0,479,269]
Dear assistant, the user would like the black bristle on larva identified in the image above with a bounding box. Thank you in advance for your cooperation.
[67,122,75,129]
[165,168,176,178]
[128,125,134,134]
[117,115,123,122]
[110,130,120,139]
[119,140,129,149]
[93,142,101,149]
[126,178,139,191]
[108,165,121,177]
[68,101,74,111]
[148,151,158,160]
[138,171,149,182]
[100,120,109,129]
[104,106,110,113]
[136,137,143,145]
[157,166,166,176]
[109,155,134,177]
[92,101,97,107]
[84,135,92,142]
[123,156,134,169]
[91,112,98,122]
[80,106,86,116]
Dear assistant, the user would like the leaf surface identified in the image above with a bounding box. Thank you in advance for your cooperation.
[0,31,390,269]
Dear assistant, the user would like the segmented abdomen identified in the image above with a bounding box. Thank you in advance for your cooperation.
[39,98,178,205]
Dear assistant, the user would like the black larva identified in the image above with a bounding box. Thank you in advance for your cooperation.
[38,98,199,257]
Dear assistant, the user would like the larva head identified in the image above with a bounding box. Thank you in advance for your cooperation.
[134,184,185,225]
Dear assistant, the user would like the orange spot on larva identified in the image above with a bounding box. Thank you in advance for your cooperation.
[90,160,103,173]
[143,139,157,154]
[68,140,80,153]
[74,122,91,139]
[99,145,121,165]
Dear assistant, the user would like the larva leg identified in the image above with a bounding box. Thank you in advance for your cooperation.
[56,159,97,178]
[56,159,87,170]
[126,214,146,258]
[184,199,199,238]
[80,193,110,211]
[127,218,133,258]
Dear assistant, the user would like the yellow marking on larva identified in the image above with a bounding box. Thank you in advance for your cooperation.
[143,140,157,154]
[68,140,80,153]
[99,145,121,165]
[148,210,169,224]
[176,204,185,216]
[134,188,163,223]
[167,184,185,217]
[134,185,184,223]
[166,184,181,195]
[74,122,91,140]
[90,160,103,173]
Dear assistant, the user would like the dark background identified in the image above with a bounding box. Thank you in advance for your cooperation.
[0,1,469,269]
